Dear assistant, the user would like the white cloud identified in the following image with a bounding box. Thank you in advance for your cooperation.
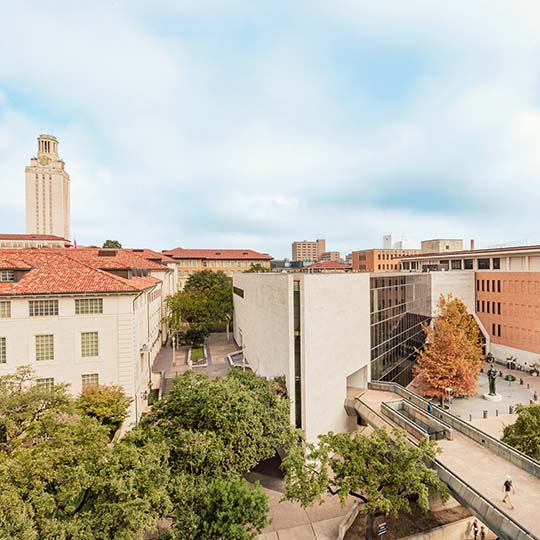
[0,1,540,256]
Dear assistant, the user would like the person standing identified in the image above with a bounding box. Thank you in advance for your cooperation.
[480,526,486,540]
[427,402,433,414]
[472,519,479,540]
[502,475,515,509]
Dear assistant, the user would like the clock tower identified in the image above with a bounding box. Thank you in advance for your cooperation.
[25,134,71,240]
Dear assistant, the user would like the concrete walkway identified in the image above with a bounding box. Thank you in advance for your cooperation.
[259,488,353,540]
[358,389,540,537]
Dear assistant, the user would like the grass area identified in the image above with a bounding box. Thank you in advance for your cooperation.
[344,502,470,540]
[191,347,205,362]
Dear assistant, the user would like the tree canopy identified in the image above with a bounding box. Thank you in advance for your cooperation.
[414,294,483,404]
[0,366,287,540]
[102,239,122,248]
[168,270,233,345]
[282,428,448,540]
[244,263,271,273]
[502,403,540,460]
[0,367,169,540]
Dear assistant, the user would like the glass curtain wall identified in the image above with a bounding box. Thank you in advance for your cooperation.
[370,274,431,386]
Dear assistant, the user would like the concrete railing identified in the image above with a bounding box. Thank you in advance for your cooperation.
[383,399,452,441]
[346,393,539,540]
[336,502,361,540]
[368,381,540,479]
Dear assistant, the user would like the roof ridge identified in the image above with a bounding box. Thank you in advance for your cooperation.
[59,252,144,291]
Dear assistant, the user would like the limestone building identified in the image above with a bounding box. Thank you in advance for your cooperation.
[25,134,71,240]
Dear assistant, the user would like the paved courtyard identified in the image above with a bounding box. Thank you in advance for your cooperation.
[430,364,540,434]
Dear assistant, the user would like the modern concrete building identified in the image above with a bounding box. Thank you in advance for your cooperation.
[0,233,70,249]
[25,135,71,240]
[351,248,422,272]
[291,239,326,262]
[402,244,540,365]
[233,270,477,442]
[421,239,463,254]
[163,248,272,289]
[0,250,168,426]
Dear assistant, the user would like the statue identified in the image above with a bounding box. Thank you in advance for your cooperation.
[487,363,498,396]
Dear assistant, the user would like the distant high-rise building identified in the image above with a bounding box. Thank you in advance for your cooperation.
[292,239,326,262]
[383,234,416,250]
[25,134,71,240]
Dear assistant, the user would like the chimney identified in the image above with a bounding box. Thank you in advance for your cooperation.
[470,239,475,251]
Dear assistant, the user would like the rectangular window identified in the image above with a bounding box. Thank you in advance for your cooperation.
[464,259,473,270]
[487,302,490,313]
[492,301,496,313]
[487,280,490,292]
[29,299,59,317]
[36,377,54,392]
[493,258,501,270]
[476,300,480,312]
[81,373,99,390]
[451,260,462,270]
[498,302,501,315]
[498,280,501,293]
[0,301,10,318]
[482,300,485,312]
[476,279,480,291]
[233,286,244,298]
[497,324,501,337]
[36,335,54,361]
[0,337,5,363]
[0,270,15,282]
[478,258,491,270]
[481,280,485,292]
[75,298,103,315]
[81,332,99,357]
[492,323,496,336]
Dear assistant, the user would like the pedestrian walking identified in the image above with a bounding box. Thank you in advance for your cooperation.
[472,519,479,540]
[502,475,515,509]
[480,526,486,540]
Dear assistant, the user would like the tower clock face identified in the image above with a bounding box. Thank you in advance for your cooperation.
[39,156,50,166]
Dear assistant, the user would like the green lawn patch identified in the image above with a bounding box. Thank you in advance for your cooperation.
[191,347,205,362]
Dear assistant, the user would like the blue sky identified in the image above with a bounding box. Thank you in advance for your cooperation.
[1,1,540,258]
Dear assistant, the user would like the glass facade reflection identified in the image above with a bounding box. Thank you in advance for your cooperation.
[370,274,431,386]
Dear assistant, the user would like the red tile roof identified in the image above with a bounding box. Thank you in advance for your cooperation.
[0,234,69,241]
[163,247,272,260]
[0,251,159,296]
[42,248,172,272]
[306,261,352,270]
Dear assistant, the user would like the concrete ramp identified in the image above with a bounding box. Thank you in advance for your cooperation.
[345,386,540,540]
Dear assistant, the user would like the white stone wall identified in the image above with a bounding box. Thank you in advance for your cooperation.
[233,272,371,442]
[0,290,160,425]
[300,274,371,441]
[233,273,294,424]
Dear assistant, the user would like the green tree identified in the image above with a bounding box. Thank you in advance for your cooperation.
[0,369,171,540]
[76,385,133,436]
[168,270,233,345]
[167,474,269,540]
[502,403,540,460]
[141,369,289,539]
[282,428,448,540]
[244,263,270,273]
[145,369,291,474]
[414,294,483,406]
[102,240,122,248]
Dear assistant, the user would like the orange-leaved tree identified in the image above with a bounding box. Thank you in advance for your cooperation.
[414,294,483,405]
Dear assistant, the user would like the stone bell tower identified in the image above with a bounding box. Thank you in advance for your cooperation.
[25,134,71,240]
